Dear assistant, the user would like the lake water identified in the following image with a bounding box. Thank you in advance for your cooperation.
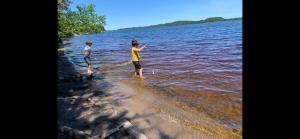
[64,20,242,132]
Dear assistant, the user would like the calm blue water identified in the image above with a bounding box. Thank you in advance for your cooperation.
[65,20,242,94]
[64,20,242,129]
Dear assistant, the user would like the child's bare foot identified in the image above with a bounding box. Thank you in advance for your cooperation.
[139,76,145,79]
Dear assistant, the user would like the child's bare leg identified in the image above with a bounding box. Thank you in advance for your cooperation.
[87,66,93,75]
[139,68,144,78]
[134,69,139,77]
[134,71,138,77]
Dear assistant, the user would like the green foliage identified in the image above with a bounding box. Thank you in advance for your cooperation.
[58,2,106,38]
[58,0,71,12]
[203,17,225,22]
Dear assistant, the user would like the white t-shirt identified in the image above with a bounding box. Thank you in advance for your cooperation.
[84,45,91,51]
[84,45,91,57]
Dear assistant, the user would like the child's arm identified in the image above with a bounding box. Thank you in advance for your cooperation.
[90,52,97,60]
[134,45,147,52]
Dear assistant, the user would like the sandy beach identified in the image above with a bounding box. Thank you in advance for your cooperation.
[58,42,241,139]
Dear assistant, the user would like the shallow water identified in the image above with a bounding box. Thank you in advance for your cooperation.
[64,20,242,132]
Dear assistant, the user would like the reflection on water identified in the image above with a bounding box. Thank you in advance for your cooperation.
[63,20,242,133]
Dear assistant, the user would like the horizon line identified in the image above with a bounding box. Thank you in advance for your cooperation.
[108,16,242,31]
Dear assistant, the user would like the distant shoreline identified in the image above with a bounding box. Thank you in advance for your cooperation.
[117,17,242,31]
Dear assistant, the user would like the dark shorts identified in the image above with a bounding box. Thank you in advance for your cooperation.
[132,61,141,69]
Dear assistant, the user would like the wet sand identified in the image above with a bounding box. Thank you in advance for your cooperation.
[109,79,242,139]
[58,44,241,139]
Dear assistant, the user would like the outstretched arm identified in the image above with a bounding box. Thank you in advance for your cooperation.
[134,45,147,52]
[90,52,97,60]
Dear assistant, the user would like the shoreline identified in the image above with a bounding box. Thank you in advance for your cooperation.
[58,44,146,138]
[114,79,242,138]
[58,43,242,139]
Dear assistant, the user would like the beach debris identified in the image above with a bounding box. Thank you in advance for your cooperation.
[88,98,96,105]
[58,125,92,139]
[70,95,80,99]
[59,120,148,139]
[87,98,104,108]
[58,95,79,101]
[83,84,89,87]
[100,120,148,139]
[82,93,93,99]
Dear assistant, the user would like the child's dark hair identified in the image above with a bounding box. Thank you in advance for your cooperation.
[85,40,92,46]
[132,39,139,47]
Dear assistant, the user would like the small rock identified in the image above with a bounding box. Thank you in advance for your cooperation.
[84,130,92,136]
[232,128,239,133]
[69,89,74,93]
[83,84,89,87]
[95,102,102,106]
[71,95,79,99]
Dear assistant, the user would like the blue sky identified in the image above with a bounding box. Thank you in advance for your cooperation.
[70,0,242,30]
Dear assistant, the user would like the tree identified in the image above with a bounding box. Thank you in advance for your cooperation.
[204,17,225,22]
[58,0,71,12]
[58,0,72,43]
[58,2,106,38]
[98,16,106,26]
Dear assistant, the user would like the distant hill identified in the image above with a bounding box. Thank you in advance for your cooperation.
[118,17,242,30]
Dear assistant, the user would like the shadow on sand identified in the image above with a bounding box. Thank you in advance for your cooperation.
[58,50,181,139]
